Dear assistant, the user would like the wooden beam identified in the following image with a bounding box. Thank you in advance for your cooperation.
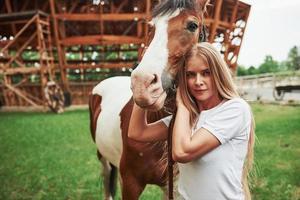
[42,1,49,12]
[5,33,37,68]
[137,21,143,38]
[36,14,48,98]
[142,0,152,54]
[63,62,135,69]
[49,0,69,91]
[68,1,79,13]
[14,59,28,69]
[60,35,144,46]
[11,77,28,88]
[21,89,44,105]
[0,3,5,13]
[0,19,33,25]
[110,1,116,13]
[2,82,40,107]
[99,2,104,36]
[146,0,151,18]
[5,0,17,35]
[66,58,137,63]
[204,18,231,28]
[1,47,139,53]
[1,59,57,64]
[55,13,146,21]
[1,66,40,75]
[7,76,44,105]
[208,0,223,42]
[20,0,30,11]
[224,0,239,62]
[65,48,139,53]
[218,21,231,29]
[0,15,38,53]
[0,40,10,48]
[55,0,63,13]
[115,0,128,13]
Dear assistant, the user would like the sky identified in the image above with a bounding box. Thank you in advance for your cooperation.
[237,0,300,67]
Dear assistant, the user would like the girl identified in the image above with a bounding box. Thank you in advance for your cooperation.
[128,42,255,200]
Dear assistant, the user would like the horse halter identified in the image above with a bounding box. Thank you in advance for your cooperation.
[199,23,208,42]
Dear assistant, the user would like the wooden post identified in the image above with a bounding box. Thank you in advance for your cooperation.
[145,0,151,38]
[224,0,239,70]
[49,0,70,91]
[5,0,17,35]
[36,14,47,107]
[6,33,37,67]
[115,0,129,13]
[99,1,104,36]
[3,82,40,107]
[20,0,30,12]
[208,0,223,42]
[138,0,151,61]
[68,1,79,13]
[0,15,38,55]
[234,6,251,72]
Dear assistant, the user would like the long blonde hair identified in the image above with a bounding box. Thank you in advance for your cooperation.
[178,42,255,200]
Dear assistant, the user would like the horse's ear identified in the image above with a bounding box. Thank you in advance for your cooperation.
[196,0,210,12]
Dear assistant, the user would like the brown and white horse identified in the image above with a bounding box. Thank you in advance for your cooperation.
[89,0,209,199]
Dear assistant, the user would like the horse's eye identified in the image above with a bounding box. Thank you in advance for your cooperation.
[187,22,199,32]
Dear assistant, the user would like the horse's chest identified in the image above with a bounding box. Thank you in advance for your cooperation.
[96,105,124,167]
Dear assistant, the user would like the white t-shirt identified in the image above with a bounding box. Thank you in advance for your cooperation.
[162,98,252,200]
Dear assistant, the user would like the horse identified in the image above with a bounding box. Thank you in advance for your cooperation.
[89,0,209,199]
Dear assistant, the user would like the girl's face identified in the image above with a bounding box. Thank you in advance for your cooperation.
[186,55,220,109]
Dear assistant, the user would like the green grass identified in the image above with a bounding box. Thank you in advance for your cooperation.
[0,104,299,199]
[251,104,300,200]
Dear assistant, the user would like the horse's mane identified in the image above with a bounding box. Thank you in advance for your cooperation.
[153,0,197,17]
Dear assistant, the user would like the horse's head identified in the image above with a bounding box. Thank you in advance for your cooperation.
[131,0,209,111]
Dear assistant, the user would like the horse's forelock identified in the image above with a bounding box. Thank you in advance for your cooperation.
[153,0,197,18]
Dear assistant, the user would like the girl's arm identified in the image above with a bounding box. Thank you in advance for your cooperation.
[172,91,220,163]
[128,103,168,142]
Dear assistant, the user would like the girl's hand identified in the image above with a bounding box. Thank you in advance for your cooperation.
[176,88,187,110]
[176,88,183,106]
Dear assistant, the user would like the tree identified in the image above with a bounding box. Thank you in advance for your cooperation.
[278,61,288,72]
[247,66,257,75]
[237,65,248,76]
[258,55,279,74]
[286,46,300,71]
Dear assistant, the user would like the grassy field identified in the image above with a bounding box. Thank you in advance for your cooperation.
[0,104,299,200]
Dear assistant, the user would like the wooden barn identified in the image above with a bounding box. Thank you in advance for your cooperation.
[0,0,251,108]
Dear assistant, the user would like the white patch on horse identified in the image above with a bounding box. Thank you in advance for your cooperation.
[136,9,181,77]
[92,76,132,167]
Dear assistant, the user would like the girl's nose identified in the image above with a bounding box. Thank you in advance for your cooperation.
[195,74,204,86]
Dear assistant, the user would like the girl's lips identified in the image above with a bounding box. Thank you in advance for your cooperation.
[194,89,207,93]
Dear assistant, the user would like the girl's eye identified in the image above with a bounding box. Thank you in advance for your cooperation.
[186,72,195,77]
[202,70,211,76]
